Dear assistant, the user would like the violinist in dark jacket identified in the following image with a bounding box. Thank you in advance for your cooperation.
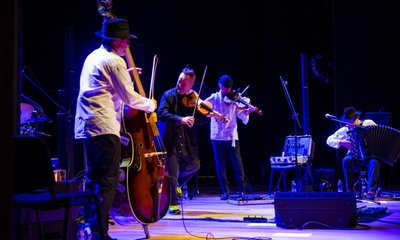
[157,65,220,215]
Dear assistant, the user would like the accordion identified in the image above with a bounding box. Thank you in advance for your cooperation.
[358,125,400,166]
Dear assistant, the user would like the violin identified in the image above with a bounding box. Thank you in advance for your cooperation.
[224,90,263,115]
[224,95,250,109]
[182,90,229,123]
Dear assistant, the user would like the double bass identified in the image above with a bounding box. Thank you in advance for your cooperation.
[97,1,170,238]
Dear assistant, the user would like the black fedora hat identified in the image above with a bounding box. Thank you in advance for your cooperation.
[95,18,137,40]
[340,106,361,121]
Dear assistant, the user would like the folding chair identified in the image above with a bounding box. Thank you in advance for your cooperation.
[13,135,105,240]
[268,135,315,193]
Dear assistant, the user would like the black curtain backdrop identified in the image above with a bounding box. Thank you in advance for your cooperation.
[19,0,400,188]
[332,0,400,187]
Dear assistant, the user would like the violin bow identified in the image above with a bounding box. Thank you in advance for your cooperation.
[241,85,250,95]
[191,66,207,118]
[149,54,159,100]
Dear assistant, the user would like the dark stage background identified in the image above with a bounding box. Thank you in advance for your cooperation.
[19,0,400,190]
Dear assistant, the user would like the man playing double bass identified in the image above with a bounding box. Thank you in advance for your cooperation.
[75,18,156,239]
[157,65,220,215]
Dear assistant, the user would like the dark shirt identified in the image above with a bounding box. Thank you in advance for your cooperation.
[157,88,210,158]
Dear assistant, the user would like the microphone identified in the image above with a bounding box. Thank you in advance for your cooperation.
[325,113,337,119]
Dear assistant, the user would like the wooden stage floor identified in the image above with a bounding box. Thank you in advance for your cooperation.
[107,185,400,240]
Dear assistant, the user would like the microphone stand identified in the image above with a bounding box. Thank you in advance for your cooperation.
[21,93,54,136]
[326,115,380,204]
[21,70,72,120]
[280,76,302,191]
[20,68,72,138]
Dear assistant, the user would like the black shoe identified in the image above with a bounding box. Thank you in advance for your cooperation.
[220,192,230,200]
[366,192,375,201]
[238,192,246,198]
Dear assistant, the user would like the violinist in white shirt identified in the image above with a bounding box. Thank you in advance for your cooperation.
[205,75,257,200]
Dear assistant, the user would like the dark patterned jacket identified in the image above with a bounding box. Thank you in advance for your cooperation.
[157,87,210,158]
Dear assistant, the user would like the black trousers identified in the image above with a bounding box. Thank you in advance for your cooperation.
[83,134,121,235]
[211,140,246,193]
[166,151,200,205]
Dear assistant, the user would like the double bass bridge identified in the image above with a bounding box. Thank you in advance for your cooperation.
[144,151,167,158]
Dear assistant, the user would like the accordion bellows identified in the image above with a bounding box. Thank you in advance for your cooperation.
[360,125,400,166]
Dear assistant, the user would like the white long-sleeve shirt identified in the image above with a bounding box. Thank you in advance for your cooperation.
[205,91,249,146]
[326,119,376,149]
[75,45,155,139]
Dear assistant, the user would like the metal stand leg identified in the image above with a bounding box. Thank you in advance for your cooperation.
[282,170,287,192]
[268,168,273,194]
[269,168,288,194]
[356,169,381,205]
[143,224,150,239]
[305,164,315,190]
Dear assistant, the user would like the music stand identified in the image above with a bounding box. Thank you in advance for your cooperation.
[326,116,380,205]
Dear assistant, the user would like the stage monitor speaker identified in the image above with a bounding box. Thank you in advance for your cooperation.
[274,192,357,229]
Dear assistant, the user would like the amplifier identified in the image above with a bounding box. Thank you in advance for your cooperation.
[270,156,308,165]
